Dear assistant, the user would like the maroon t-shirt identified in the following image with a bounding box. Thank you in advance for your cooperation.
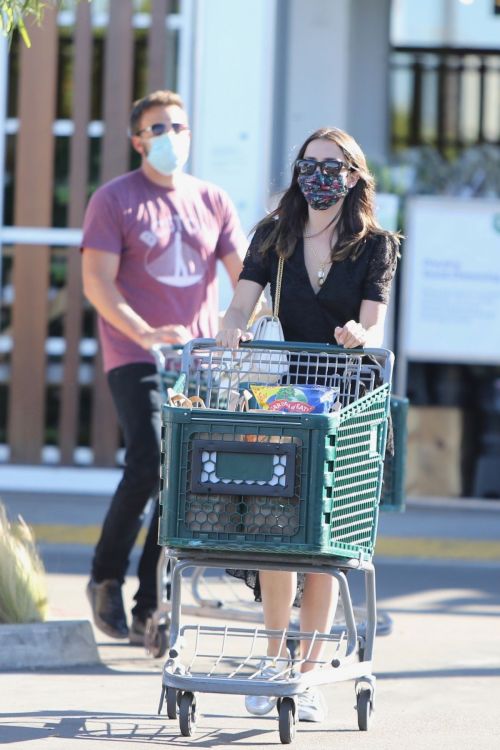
[82,169,246,371]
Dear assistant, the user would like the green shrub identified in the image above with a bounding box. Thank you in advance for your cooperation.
[0,500,48,623]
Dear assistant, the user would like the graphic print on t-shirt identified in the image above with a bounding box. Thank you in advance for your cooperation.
[144,214,204,287]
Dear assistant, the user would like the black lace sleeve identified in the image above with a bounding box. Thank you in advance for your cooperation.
[361,234,399,304]
[239,223,275,287]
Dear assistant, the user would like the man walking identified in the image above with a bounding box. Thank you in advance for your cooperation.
[82,90,246,643]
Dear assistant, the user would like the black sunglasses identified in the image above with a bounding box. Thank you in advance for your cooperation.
[295,158,349,177]
[136,122,189,137]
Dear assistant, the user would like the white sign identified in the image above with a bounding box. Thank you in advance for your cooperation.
[401,197,500,364]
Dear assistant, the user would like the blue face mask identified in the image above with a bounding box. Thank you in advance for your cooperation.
[146,132,189,176]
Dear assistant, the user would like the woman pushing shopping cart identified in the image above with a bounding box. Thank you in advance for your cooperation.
[155,124,401,742]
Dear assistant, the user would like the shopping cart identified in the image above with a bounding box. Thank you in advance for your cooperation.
[156,339,393,743]
[146,346,401,657]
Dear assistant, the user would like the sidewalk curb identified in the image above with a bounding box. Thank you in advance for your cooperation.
[0,620,100,670]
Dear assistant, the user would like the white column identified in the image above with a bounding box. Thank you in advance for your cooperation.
[281,0,351,177]
[346,0,392,162]
[279,0,392,176]
[190,0,277,233]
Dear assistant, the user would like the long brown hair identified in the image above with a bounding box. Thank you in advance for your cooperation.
[255,127,399,261]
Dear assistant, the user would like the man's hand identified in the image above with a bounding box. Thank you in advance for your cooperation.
[138,325,191,350]
[334,320,367,349]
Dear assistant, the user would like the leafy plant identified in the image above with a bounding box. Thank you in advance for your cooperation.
[0,1,88,46]
[0,1,51,46]
[0,500,48,623]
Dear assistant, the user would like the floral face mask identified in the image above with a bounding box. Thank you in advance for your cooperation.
[297,170,349,210]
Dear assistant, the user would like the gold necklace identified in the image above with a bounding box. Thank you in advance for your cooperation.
[304,219,339,286]
[317,258,331,286]
[303,234,334,287]
[304,239,331,286]
[303,213,341,239]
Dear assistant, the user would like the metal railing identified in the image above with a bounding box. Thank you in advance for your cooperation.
[390,45,500,153]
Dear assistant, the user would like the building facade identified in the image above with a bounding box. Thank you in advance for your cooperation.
[0,0,498,470]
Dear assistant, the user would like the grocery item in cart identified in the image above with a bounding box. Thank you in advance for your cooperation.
[250,384,339,414]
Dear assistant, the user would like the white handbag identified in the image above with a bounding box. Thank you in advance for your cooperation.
[246,255,289,383]
[250,314,285,344]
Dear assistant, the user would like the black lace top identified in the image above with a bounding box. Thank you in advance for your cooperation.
[240,225,398,339]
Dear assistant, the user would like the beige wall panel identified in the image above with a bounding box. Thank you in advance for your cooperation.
[59,1,93,464]
[406,407,463,497]
[8,9,58,462]
[91,0,134,465]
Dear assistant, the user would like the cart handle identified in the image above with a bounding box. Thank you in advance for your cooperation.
[150,343,184,370]
[183,338,394,388]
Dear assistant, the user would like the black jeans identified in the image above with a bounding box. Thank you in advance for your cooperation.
[91,362,162,617]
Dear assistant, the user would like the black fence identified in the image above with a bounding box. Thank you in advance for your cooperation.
[390,45,500,154]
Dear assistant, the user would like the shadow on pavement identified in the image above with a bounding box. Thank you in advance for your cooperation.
[0,711,354,746]
[378,666,500,679]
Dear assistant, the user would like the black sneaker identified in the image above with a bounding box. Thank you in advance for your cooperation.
[129,612,153,646]
[86,579,129,639]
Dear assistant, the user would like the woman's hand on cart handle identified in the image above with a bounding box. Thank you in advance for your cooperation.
[334,320,367,349]
[138,324,191,350]
[215,328,253,349]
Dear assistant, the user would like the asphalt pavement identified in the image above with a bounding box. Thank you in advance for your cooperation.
[1,490,500,749]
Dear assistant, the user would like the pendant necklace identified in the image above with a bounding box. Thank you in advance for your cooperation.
[303,239,333,287]
[304,216,340,287]
[317,259,330,287]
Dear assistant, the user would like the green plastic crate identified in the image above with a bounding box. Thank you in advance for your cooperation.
[380,396,409,512]
[159,383,390,562]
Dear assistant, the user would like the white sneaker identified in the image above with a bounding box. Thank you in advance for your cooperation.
[297,687,327,722]
[245,658,289,716]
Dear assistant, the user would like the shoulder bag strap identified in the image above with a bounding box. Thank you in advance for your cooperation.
[273,255,284,318]
[248,254,285,326]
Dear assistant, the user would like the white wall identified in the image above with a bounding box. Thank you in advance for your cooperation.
[279,0,392,179]
[189,0,278,309]
[190,0,277,234]
[281,0,351,178]
[347,0,392,163]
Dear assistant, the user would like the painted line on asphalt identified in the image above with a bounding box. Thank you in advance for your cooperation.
[375,537,500,560]
[31,524,147,546]
[28,525,500,561]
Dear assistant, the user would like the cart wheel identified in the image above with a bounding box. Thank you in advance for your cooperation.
[278,697,296,744]
[166,687,178,719]
[150,626,168,659]
[145,620,169,659]
[356,689,372,731]
[179,691,197,737]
